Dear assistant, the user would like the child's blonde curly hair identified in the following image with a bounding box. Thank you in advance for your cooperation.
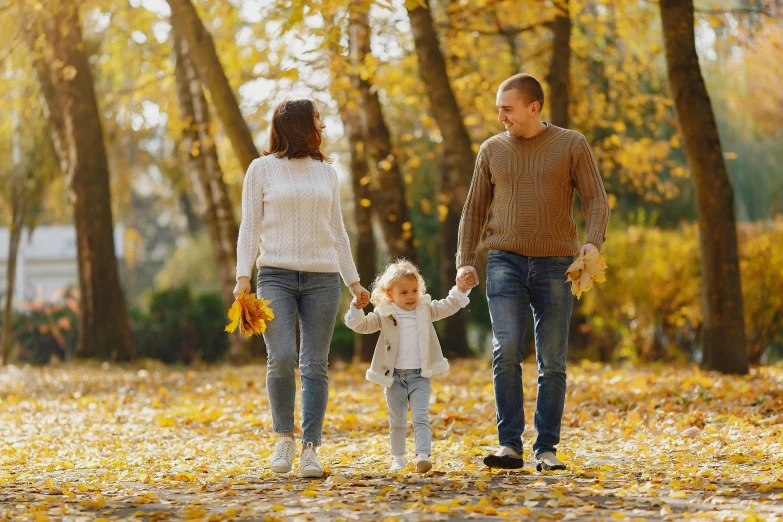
[370,259,427,306]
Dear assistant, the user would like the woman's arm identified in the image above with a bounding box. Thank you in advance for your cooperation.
[329,167,361,286]
[236,160,263,280]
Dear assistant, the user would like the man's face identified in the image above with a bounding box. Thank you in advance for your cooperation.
[496,88,537,136]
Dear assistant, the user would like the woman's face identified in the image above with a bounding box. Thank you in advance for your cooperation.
[313,107,326,136]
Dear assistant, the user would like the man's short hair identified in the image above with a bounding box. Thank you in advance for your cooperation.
[499,74,545,111]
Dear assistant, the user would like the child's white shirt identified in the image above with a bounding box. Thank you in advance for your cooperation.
[391,305,420,369]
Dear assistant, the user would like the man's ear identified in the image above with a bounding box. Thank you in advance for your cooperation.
[530,101,541,116]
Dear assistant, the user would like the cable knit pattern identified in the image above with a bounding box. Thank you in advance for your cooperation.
[456,124,610,267]
[236,156,360,286]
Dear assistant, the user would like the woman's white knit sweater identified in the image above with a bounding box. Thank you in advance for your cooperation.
[235,155,360,286]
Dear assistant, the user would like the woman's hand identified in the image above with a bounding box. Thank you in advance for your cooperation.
[349,282,370,308]
[233,276,251,299]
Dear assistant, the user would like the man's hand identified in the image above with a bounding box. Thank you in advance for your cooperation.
[456,265,479,290]
[350,282,370,308]
[580,243,599,258]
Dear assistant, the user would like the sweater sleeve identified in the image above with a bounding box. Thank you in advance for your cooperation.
[344,304,382,334]
[456,144,494,267]
[429,286,471,322]
[236,160,263,280]
[330,167,361,286]
[571,137,610,249]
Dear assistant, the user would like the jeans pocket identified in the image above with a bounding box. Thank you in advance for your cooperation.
[553,255,573,267]
[488,248,505,258]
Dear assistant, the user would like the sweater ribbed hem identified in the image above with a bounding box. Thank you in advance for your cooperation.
[458,239,580,266]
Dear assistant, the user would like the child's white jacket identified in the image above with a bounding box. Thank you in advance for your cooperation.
[344,286,471,387]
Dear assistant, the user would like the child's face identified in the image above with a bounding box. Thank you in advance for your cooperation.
[387,275,420,311]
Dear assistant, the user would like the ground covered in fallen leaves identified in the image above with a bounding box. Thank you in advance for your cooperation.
[1,359,782,521]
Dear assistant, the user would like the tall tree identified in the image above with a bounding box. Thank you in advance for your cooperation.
[546,0,571,128]
[28,1,133,361]
[406,0,473,357]
[659,0,748,374]
[166,0,259,170]
[350,1,418,262]
[1,109,53,364]
[172,25,258,364]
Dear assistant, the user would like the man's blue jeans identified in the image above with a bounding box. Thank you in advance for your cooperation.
[485,249,574,457]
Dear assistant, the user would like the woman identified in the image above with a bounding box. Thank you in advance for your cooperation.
[234,98,370,478]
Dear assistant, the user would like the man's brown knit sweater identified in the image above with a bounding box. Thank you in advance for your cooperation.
[456,123,610,267]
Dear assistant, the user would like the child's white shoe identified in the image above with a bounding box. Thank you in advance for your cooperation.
[389,457,405,473]
[416,453,432,473]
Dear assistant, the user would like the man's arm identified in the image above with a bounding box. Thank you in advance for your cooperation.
[456,145,494,269]
[571,136,610,251]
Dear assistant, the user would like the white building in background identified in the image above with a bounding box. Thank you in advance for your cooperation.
[0,225,124,309]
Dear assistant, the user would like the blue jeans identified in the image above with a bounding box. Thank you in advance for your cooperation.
[385,369,432,457]
[257,266,341,447]
[485,249,574,457]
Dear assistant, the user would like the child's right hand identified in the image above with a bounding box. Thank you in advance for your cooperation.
[352,298,364,309]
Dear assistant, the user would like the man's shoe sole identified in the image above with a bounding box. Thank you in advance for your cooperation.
[417,460,432,473]
[536,461,566,471]
[483,455,524,469]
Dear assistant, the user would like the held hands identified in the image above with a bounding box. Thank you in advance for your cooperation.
[350,282,370,309]
[233,277,251,299]
[456,265,479,293]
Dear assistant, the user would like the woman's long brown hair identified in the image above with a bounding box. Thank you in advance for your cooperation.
[264,98,331,162]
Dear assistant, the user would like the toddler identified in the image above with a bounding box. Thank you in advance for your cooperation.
[344,260,471,472]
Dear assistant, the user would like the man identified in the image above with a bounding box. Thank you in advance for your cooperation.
[456,74,609,471]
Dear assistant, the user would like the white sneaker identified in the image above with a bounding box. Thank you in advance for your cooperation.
[389,457,405,473]
[416,453,432,473]
[300,442,324,478]
[535,451,566,471]
[270,437,296,473]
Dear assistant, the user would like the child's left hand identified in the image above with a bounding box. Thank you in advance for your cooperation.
[352,298,364,309]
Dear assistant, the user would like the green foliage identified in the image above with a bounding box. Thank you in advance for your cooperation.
[10,289,79,365]
[132,286,228,365]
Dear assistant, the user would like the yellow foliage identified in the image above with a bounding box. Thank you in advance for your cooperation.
[566,250,608,300]
[225,289,274,338]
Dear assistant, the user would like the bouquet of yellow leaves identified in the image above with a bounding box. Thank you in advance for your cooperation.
[565,250,607,300]
[225,289,275,337]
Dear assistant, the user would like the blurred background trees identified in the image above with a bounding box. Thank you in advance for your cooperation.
[1,0,781,371]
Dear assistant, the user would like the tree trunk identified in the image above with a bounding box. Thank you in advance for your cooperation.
[1,204,24,365]
[167,0,259,171]
[31,2,133,361]
[350,3,418,263]
[547,0,571,128]
[178,191,202,235]
[406,0,473,357]
[659,0,748,374]
[173,26,257,364]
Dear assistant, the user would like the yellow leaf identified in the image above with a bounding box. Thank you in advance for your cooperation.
[226,289,274,338]
[156,415,176,427]
[174,471,196,482]
[669,490,687,499]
